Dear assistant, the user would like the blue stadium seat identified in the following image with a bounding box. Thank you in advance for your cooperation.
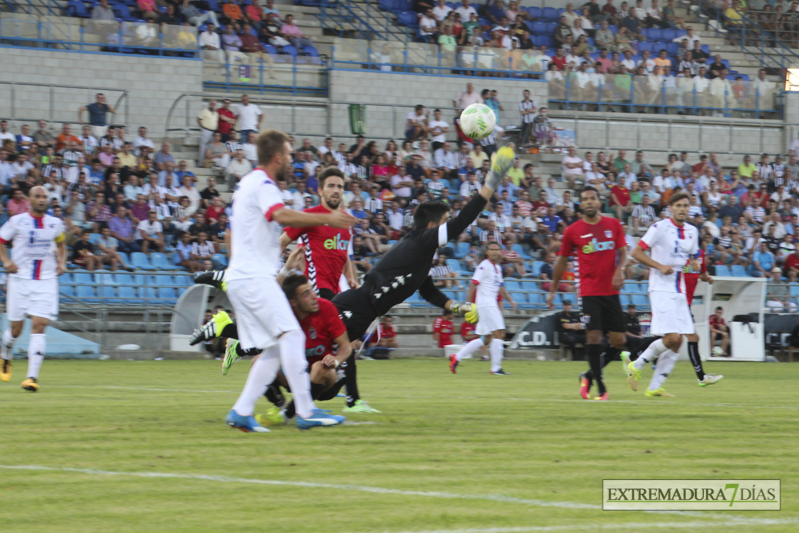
[506,280,522,291]
[131,252,156,271]
[715,265,731,276]
[528,7,542,19]
[174,275,191,286]
[731,265,748,277]
[531,260,544,276]
[140,286,159,305]
[512,243,531,260]
[454,242,470,258]
[60,285,75,298]
[114,273,134,285]
[99,286,117,303]
[378,0,393,10]
[76,285,99,303]
[661,29,677,41]
[157,287,177,305]
[112,2,138,22]
[73,272,94,285]
[150,252,172,270]
[520,292,537,310]
[89,233,102,245]
[542,7,557,21]
[647,28,662,41]
[398,11,417,26]
[118,286,139,305]
[531,21,546,34]
[61,273,73,284]
[446,259,461,272]
[212,253,228,267]
[521,280,538,292]
[152,274,174,286]
[394,0,408,11]
[637,41,652,53]
[790,284,799,297]
[631,293,649,309]
[96,273,116,286]
[665,42,680,56]
[619,293,630,307]
[67,0,91,17]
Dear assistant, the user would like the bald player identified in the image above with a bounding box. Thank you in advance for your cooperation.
[0,186,68,391]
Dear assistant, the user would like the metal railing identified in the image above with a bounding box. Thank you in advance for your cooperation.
[0,81,129,130]
[0,16,200,57]
[548,74,782,119]
[201,56,329,97]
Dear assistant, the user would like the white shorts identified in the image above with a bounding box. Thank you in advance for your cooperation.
[7,277,59,322]
[649,291,695,336]
[475,304,505,335]
[225,277,301,351]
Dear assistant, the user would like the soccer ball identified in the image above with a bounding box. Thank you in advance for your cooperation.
[460,103,496,141]
[712,346,724,357]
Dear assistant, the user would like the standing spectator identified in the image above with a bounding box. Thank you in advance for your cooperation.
[433,310,455,349]
[519,89,537,146]
[561,146,584,188]
[78,93,115,139]
[428,109,449,153]
[452,82,482,111]
[197,100,219,166]
[236,94,263,141]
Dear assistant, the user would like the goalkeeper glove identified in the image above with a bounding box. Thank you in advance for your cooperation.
[450,302,479,324]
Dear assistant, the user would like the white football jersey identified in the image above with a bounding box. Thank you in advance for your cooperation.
[225,168,285,281]
[640,219,699,294]
[471,259,503,307]
[0,213,65,280]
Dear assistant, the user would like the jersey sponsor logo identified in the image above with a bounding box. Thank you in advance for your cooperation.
[306,343,326,357]
[582,238,616,254]
[324,234,350,251]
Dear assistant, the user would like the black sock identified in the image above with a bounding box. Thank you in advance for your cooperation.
[221,323,239,339]
[586,344,606,395]
[235,344,261,358]
[264,381,286,408]
[687,341,705,380]
[343,354,360,407]
[603,346,623,365]
[284,382,327,419]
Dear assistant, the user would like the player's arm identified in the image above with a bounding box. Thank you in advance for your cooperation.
[55,234,67,275]
[271,206,356,229]
[279,231,294,252]
[323,332,352,369]
[0,221,17,274]
[276,245,304,285]
[499,285,517,312]
[344,256,359,289]
[613,243,627,291]
[546,255,568,309]
[631,243,672,275]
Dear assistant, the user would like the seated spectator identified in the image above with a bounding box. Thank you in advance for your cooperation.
[750,241,776,277]
[541,252,571,292]
[175,231,202,272]
[501,238,526,277]
[108,205,140,254]
[7,188,30,216]
[136,19,159,46]
[431,255,461,288]
[192,231,216,264]
[610,175,633,221]
[137,0,159,21]
[708,306,730,356]
[239,23,271,65]
[281,14,312,49]
[209,212,229,253]
[137,210,165,254]
[631,194,656,236]
[96,225,133,271]
[556,299,585,352]
[225,149,253,191]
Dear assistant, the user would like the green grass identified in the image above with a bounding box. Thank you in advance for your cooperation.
[1,358,798,532]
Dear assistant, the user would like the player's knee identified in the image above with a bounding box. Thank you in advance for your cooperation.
[664,333,682,349]
[586,330,603,344]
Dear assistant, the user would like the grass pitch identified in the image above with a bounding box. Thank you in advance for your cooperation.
[1,358,797,533]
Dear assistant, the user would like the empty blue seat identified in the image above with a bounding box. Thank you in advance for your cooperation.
[378,0,393,10]
[715,265,731,276]
[454,242,470,258]
[61,273,73,284]
[212,253,229,267]
[96,273,117,285]
[542,7,557,20]
[647,28,662,41]
[446,259,461,272]
[661,29,676,41]
[99,286,117,303]
[174,275,191,286]
[131,252,156,271]
[114,273,135,285]
[731,265,748,277]
[157,287,177,305]
[631,293,649,309]
[60,285,75,298]
[619,293,630,307]
[398,11,416,26]
[528,6,542,19]
[521,280,538,292]
[512,243,531,260]
[76,285,98,303]
[790,284,799,296]
[67,0,91,17]
[150,253,172,270]
[73,272,94,285]
[531,261,544,276]
[506,280,522,291]
[152,274,174,286]
[140,286,159,305]
[118,286,139,305]
[531,21,546,34]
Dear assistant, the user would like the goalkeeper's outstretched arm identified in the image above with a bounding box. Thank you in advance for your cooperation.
[418,275,478,323]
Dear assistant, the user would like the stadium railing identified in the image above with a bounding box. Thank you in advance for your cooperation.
[331,39,550,80]
[548,72,782,119]
[201,55,329,98]
[0,15,200,58]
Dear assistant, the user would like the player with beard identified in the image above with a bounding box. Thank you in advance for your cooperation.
[191,146,519,403]
[626,193,701,397]
[546,186,628,401]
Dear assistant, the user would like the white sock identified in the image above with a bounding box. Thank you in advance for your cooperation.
[634,339,668,370]
[27,334,46,379]
[455,337,485,361]
[490,338,504,373]
[648,349,679,391]
[278,329,315,419]
[1,328,16,360]
[231,347,280,417]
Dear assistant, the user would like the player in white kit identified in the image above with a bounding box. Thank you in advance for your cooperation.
[223,130,357,432]
[449,242,517,375]
[627,192,699,397]
[0,186,67,391]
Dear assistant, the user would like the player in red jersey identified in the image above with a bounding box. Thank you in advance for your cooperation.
[281,168,357,300]
[546,186,628,401]
[683,250,723,386]
[459,319,488,360]
[433,310,454,348]
[257,274,354,426]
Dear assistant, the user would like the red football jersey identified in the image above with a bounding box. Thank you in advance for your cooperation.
[298,298,347,365]
[709,314,726,331]
[683,249,707,305]
[369,323,396,343]
[558,216,626,297]
[433,317,454,348]
[460,321,476,340]
[284,204,352,294]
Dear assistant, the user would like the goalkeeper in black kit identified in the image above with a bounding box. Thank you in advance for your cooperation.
[190,145,517,410]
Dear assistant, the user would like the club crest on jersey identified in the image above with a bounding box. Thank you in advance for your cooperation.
[605,230,613,238]
[582,238,615,254]
[309,328,317,340]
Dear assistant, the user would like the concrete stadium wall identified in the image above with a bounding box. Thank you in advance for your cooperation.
[0,47,203,138]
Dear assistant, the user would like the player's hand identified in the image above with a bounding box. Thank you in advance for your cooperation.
[612,269,624,291]
[511,302,518,312]
[322,354,338,368]
[546,292,555,310]
[3,260,18,274]
[57,262,67,276]
[689,259,701,272]
[286,244,305,271]
[658,265,674,276]
[708,276,714,285]
[328,210,358,229]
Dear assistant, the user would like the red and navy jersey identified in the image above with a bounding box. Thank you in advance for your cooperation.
[433,317,454,347]
[683,249,707,305]
[284,204,352,295]
[558,216,626,297]
[460,321,476,340]
[298,298,347,363]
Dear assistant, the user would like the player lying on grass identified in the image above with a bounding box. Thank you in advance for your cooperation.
[190,145,518,390]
